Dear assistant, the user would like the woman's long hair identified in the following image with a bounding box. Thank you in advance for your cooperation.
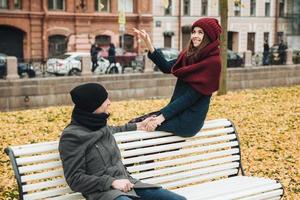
[185,31,211,64]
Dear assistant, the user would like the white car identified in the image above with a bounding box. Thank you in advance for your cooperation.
[46,52,122,76]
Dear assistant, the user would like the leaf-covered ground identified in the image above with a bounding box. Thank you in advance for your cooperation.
[0,85,299,200]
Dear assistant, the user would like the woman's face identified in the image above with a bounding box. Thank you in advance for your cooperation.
[191,27,204,47]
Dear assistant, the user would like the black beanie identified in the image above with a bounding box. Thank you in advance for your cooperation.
[70,83,108,113]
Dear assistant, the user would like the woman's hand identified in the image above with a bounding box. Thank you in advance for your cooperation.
[136,116,155,131]
[145,114,165,131]
[133,28,155,53]
[112,179,134,193]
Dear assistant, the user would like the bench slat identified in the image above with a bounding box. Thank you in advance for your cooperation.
[118,127,235,150]
[16,152,60,165]
[46,192,85,200]
[21,169,64,182]
[173,176,277,200]
[132,155,240,180]
[205,183,283,200]
[173,176,279,199]
[23,187,73,200]
[139,162,239,184]
[127,148,239,172]
[115,131,172,142]
[201,120,232,130]
[123,141,238,165]
[19,161,61,174]
[239,190,283,200]
[161,169,238,189]
[13,143,58,156]
[23,177,66,192]
[122,134,237,157]
[116,126,234,144]
[11,141,58,150]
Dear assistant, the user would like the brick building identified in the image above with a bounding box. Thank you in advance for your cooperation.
[0,0,153,61]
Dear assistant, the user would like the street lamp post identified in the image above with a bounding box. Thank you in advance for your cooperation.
[118,0,126,52]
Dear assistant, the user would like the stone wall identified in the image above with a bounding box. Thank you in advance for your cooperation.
[0,64,299,111]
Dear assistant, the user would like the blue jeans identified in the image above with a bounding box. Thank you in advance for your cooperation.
[115,188,186,200]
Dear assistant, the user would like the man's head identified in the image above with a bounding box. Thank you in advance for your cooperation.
[70,83,110,114]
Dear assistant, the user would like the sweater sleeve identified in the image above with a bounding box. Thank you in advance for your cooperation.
[109,123,137,134]
[148,49,177,73]
[59,133,116,194]
[160,86,201,120]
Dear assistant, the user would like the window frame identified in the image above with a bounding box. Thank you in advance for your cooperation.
[201,0,208,16]
[0,0,8,9]
[48,0,65,11]
[183,0,190,16]
[95,0,110,12]
[250,0,256,16]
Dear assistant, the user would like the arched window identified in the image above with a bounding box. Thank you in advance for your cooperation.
[95,35,111,48]
[119,34,134,52]
[48,35,67,58]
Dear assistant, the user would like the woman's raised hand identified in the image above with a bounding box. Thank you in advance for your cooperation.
[133,28,155,53]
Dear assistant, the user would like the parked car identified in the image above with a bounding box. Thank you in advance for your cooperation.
[227,50,243,68]
[46,52,122,76]
[0,53,36,79]
[154,48,179,71]
[153,48,243,70]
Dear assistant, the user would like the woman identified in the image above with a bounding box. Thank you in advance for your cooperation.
[131,18,222,137]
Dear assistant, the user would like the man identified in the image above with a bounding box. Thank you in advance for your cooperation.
[59,83,186,200]
[263,40,269,65]
[90,43,101,72]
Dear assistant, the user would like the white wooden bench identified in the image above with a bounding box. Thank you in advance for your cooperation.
[5,119,284,200]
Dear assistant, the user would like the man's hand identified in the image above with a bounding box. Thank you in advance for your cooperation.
[112,179,134,193]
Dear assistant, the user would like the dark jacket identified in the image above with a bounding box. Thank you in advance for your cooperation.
[59,121,159,200]
[148,50,211,137]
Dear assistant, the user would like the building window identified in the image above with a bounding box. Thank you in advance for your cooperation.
[265,0,270,16]
[250,0,256,16]
[279,0,285,17]
[119,34,134,52]
[164,0,172,15]
[48,35,67,58]
[264,32,269,44]
[163,31,174,48]
[183,0,190,15]
[48,0,65,10]
[95,35,111,48]
[95,0,110,12]
[277,32,284,43]
[164,35,172,48]
[201,0,208,16]
[14,0,21,9]
[247,32,255,53]
[0,0,8,9]
[118,0,133,13]
[234,0,241,16]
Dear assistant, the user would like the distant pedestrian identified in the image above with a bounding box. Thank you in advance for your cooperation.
[90,43,101,72]
[108,43,116,65]
[263,40,269,65]
[278,40,287,65]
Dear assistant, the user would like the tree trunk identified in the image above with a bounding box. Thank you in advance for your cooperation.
[218,0,228,95]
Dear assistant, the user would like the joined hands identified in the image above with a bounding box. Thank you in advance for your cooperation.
[136,114,165,132]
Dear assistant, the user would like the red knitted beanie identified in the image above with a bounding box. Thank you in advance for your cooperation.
[192,18,222,41]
